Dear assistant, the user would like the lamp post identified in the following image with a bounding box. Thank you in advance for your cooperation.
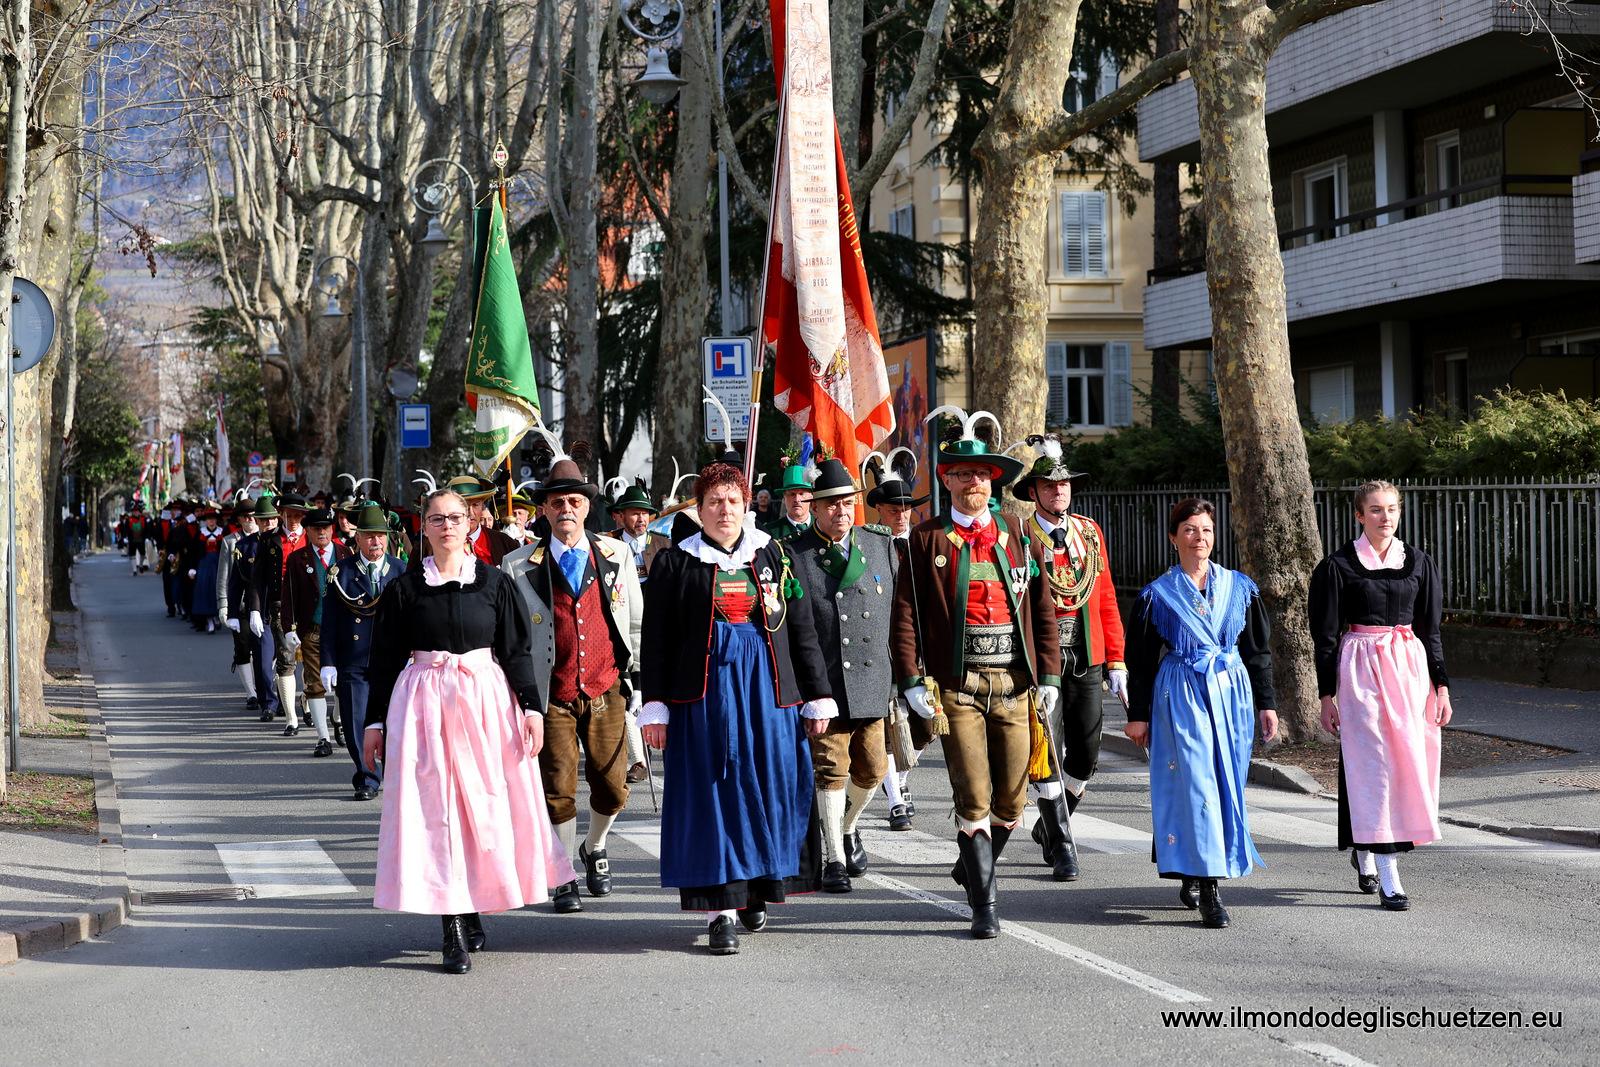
[315,255,369,482]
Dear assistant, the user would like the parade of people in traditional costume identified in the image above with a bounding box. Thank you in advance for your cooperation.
[1125,497,1278,930]
[1309,480,1452,912]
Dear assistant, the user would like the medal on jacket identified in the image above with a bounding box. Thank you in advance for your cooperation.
[761,581,781,616]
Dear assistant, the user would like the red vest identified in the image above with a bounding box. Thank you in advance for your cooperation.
[469,528,496,565]
[963,541,1015,627]
[549,561,619,703]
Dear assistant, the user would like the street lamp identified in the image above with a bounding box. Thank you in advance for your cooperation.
[410,158,478,262]
[316,254,370,481]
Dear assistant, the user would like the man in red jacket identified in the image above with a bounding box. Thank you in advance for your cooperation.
[1012,434,1127,882]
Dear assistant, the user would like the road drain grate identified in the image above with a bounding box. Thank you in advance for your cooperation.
[1541,772,1600,791]
[135,887,257,905]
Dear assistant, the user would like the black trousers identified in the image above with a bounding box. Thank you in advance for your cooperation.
[1046,651,1103,784]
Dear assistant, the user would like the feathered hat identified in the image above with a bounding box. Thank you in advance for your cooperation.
[924,405,1023,487]
[1010,433,1088,500]
[862,446,929,508]
[526,417,599,503]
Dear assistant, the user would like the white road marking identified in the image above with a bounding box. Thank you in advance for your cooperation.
[614,821,662,859]
[1284,1039,1380,1067]
[214,839,357,899]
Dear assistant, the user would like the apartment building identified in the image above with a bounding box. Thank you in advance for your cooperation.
[1138,0,1600,422]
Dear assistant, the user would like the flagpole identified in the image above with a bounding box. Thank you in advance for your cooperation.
[743,14,789,491]
[493,136,517,522]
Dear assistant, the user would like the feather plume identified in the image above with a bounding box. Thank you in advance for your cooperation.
[884,446,917,483]
[1002,441,1035,459]
[701,386,733,445]
[1025,432,1063,461]
[412,469,439,494]
[967,410,1003,447]
[526,416,567,463]
[670,472,697,500]
[603,476,627,500]
[513,478,540,495]
[858,450,888,487]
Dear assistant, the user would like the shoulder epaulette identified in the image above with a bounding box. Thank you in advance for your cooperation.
[862,523,892,536]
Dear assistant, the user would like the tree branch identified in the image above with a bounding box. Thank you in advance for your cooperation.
[608,41,671,231]
[1031,47,1191,158]
[862,0,908,38]
[849,0,952,200]
[690,2,768,221]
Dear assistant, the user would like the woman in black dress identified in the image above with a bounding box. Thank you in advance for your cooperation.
[1309,480,1452,912]
[362,488,572,973]
[637,462,834,956]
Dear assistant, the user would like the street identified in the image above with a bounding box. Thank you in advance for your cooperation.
[4,553,1597,1066]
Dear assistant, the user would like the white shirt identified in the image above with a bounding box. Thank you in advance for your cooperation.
[950,506,991,530]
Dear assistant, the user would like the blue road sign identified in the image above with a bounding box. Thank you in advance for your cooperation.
[399,403,431,449]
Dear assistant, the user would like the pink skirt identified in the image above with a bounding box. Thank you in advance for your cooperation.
[1338,625,1442,846]
[373,647,573,914]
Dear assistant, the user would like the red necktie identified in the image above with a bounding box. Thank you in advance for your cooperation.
[954,520,998,551]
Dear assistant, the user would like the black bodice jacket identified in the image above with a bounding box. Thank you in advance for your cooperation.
[365,562,539,728]
[1124,585,1277,723]
[641,537,831,707]
[1308,541,1448,699]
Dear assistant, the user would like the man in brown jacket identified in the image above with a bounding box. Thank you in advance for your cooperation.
[889,412,1062,939]
[281,508,353,757]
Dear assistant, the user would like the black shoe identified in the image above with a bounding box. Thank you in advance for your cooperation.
[313,739,333,757]
[440,915,471,974]
[354,787,378,801]
[462,912,486,952]
[903,796,916,819]
[578,843,613,897]
[166,607,176,618]
[821,860,852,893]
[1379,888,1411,912]
[1033,796,1081,882]
[282,725,300,737]
[1198,879,1230,929]
[259,710,274,722]
[844,831,868,877]
[956,831,1000,939]
[1178,877,1200,910]
[738,900,767,933]
[1351,851,1379,895]
[245,697,260,711]
[888,804,912,831]
[331,721,344,746]
[626,761,649,784]
[551,880,584,914]
[707,915,739,955]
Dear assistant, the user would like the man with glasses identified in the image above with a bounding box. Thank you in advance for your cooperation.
[502,452,644,915]
[889,411,1061,939]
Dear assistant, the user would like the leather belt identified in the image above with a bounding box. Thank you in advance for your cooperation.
[963,624,1021,667]
[1057,614,1079,649]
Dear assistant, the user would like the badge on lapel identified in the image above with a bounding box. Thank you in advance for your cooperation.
[761,582,782,617]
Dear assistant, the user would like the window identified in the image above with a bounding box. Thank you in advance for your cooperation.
[1059,191,1108,277]
[626,219,665,282]
[1425,132,1462,211]
[1442,351,1470,413]
[1062,48,1120,113]
[1307,365,1355,425]
[888,204,915,239]
[1295,159,1348,245]
[1047,341,1132,428]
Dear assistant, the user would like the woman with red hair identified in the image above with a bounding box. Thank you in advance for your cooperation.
[638,463,834,956]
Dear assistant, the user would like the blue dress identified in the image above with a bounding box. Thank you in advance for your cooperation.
[191,540,223,618]
[1129,565,1274,880]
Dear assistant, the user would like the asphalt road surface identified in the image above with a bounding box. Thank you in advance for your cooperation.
[5,554,1597,1065]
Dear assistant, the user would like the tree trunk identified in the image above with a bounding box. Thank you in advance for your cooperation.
[1191,0,1323,741]
[652,0,715,500]
[971,0,1081,503]
[561,0,606,448]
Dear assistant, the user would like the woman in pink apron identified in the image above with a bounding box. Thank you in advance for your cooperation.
[362,488,572,973]
[1310,480,1453,911]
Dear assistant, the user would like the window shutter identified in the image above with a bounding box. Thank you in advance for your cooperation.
[1061,193,1085,275]
[1083,191,1108,275]
[1107,342,1133,427]
[1046,342,1067,425]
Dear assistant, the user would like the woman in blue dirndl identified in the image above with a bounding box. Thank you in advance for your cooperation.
[638,463,834,956]
[1125,498,1278,929]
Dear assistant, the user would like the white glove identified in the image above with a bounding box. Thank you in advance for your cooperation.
[627,690,642,714]
[187,569,197,578]
[319,666,338,691]
[249,610,264,638]
[904,684,937,720]
[1038,684,1060,718]
[225,617,240,633]
[284,631,302,652]
[1107,668,1129,708]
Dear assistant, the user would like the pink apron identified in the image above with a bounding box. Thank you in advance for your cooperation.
[1338,625,1442,846]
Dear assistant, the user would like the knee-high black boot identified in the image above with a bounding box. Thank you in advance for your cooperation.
[957,831,1000,940]
[1032,795,1080,882]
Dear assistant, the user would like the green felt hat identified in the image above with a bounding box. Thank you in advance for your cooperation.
[609,483,657,514]
[354,503,391,534]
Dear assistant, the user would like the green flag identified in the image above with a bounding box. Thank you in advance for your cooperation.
[465,197,540,476]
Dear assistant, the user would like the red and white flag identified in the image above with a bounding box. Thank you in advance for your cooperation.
[213,396,232,501]
[759,0,894,476]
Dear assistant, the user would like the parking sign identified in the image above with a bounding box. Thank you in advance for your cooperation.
[702,337,752,442]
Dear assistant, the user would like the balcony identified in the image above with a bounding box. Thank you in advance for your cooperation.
[1138,0,1600,164]
[1144,179,1600,350]
[1577,156,1600,265]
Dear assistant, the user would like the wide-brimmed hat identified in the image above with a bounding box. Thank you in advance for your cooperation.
[864,447,930,508]
[925,405,1024,488]
[354,503,391,534]
[303,507,337,528]
[532,458,599,504]
[776,463,813,494]
[1010,433,1089,501]
[608,482,657,515]
[253,495,279,520]
[445,475,497,501]
[232,499,256,518]
[807,458,865,502]
[277,491,308,511]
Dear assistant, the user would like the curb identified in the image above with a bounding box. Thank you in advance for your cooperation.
[1098,729,1600,850]
[1,573,132,967]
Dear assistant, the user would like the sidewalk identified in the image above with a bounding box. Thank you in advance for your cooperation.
[0,582,131,965]
[1098,676,1600,848]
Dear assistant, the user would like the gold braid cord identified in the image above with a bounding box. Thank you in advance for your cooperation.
[1048,520,1102,613]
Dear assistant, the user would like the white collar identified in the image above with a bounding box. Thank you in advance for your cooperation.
[951,507,990,530]
[678,527,772,572]
[422,555,478,587]
[1355,534,1405,571]
[1033,510,1068,535]
[468,526,482,544]
[316,543,335,564]
[549,534,587,564]
[620,529,647,550]
[359,553,386,571]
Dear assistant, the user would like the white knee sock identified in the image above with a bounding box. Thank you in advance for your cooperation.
[1375,853,1404,896]
[881,755,905,805]
[1355,849,1377,877]
[1035,779,1064,801]
[308,697,330,741]
[842,782,874,835]
[1063,774,1087,799]
[554,819,578,868]
[708,908,736,923]
[818,788,847,863]
[277,674,298,727]
[237,663,257,701]
[956,815,988,837]
[585,810,617,852]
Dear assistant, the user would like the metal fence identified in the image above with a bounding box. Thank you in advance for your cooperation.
[1073,479,1600,623]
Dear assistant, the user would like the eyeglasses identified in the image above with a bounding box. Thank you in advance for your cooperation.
[946,469,992,483]
[426,513,469,528]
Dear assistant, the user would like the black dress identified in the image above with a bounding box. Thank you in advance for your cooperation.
[1309,541,1448,854]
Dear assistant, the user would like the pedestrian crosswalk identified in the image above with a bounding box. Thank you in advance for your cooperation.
[214,839,358,899]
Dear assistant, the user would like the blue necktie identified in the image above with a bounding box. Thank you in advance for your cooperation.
[559,547,586,592]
